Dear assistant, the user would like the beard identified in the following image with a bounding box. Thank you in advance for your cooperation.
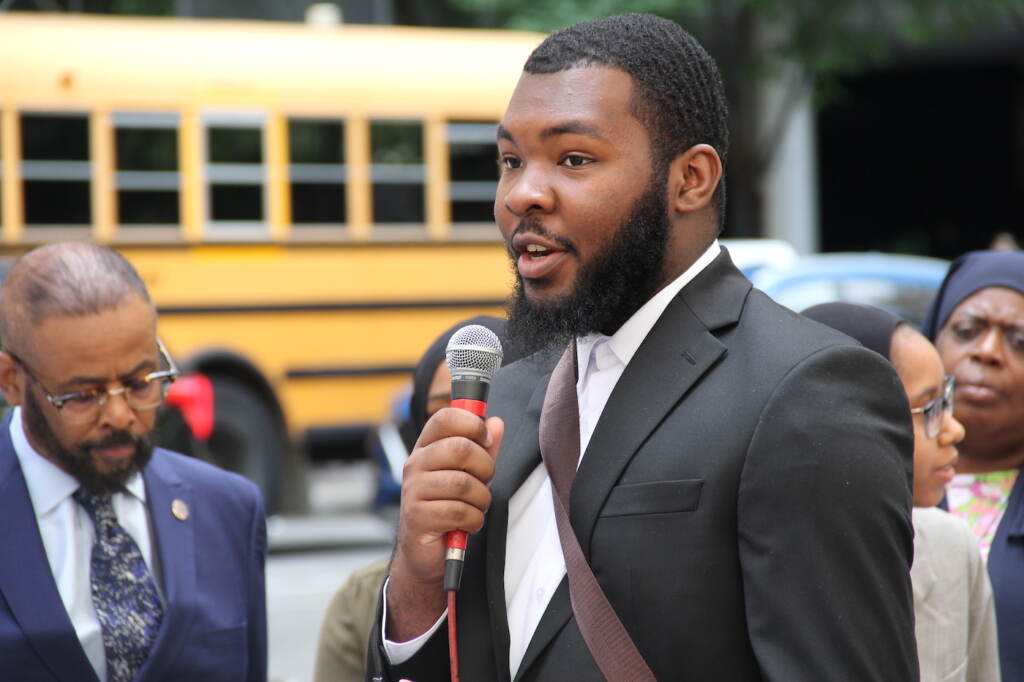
[23,388,154,495]
[506,175,671,354]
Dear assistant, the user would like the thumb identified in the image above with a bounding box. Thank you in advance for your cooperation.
[484,416,504,460]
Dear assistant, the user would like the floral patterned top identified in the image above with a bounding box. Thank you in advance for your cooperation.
[946,470,1020,562]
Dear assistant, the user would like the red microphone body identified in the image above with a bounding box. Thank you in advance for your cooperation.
[443,324,503,591]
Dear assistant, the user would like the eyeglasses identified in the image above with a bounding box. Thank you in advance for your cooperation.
[910,375,955,439]
[9,339,179,425]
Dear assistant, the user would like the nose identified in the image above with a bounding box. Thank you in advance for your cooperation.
[939,409,966,446]
[499,165,555,217]
[98,389,136,431]
[969,327,1005,367]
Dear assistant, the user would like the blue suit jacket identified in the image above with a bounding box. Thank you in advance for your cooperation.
[989,468,1024,681]
[0,413,267,682]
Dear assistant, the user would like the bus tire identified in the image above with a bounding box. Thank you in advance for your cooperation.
[205,376,285,512]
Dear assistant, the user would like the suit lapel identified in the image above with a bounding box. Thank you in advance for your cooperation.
[487,364,556,682]
[134,450,197,681]
[513,578,572,682]
[572,252,748,553]
[507,251,751,678]
[0,414,100,682]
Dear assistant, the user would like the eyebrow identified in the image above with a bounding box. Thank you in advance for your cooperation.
[64,359,156,389]
[497,120,606,144]
[955,312,1024,330]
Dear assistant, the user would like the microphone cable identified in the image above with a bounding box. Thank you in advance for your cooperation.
[444,528,468,682]
[448,590,460,682]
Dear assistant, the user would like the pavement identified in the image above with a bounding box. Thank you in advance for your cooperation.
[266,459,397,682]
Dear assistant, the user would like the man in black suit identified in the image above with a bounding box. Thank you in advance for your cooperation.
[371,14,917,681]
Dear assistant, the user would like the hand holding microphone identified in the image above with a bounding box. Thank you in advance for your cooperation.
[385,325,503,643]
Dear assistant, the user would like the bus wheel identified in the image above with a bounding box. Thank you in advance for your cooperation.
[205,377,284,512]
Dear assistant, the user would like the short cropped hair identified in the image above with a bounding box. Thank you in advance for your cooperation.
[524,14,729,221]
[0,242,152,355]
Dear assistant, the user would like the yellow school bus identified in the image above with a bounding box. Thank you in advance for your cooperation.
[0,12,542,510]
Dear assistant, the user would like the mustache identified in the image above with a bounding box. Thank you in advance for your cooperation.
[81,430,143,452]
[507,219,577,258]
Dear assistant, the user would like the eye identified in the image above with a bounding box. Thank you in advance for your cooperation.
[125,377,152,393]
[66,390,101,406]
[500,155,521,170]
[559,154,591,168]
[1007,328,1024,353]
[951,320,982,341]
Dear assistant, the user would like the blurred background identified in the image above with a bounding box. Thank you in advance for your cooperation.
[0,0,1021,679]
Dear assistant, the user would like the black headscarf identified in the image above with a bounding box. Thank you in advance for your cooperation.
[402,315,524,448]
[921,250,1024,341]
[801,302,905,361]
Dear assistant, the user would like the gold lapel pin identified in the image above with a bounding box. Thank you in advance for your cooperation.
[171,499,190,521]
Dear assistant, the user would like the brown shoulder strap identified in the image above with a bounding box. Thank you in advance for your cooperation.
[538,343,656,681]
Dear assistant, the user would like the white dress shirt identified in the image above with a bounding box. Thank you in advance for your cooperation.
[385,241,721,676]
[10,407,163,682]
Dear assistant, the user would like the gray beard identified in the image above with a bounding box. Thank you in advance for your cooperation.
[22,388,153,495]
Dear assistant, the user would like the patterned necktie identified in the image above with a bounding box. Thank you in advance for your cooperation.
[73,488,163,682]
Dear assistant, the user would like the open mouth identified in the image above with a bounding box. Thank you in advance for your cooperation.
[511,232,571,282]
[525,243,552,260]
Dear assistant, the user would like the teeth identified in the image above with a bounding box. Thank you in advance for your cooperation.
[525,244,550,259]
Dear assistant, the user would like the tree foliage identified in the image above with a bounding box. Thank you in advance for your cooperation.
[449,0,1023,236]
[451,0,1023,88]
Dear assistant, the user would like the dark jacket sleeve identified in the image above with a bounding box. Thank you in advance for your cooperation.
[366,583,451,682]
[737,343,917,681]
[246,485,269,682]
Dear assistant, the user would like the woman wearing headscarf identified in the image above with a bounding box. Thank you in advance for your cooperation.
[314,315,521,682]
[804,302,999,682]
[921,249,1024,681]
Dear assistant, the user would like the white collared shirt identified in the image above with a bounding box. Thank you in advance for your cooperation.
[10,407,163,682]
[385,241,721,675]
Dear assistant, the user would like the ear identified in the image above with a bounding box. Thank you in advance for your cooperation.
[667,144,722,216]
[0,351,25,407]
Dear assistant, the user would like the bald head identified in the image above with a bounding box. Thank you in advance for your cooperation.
[0,242,152,358]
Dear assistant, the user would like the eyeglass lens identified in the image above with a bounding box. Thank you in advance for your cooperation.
[923,378,955,439]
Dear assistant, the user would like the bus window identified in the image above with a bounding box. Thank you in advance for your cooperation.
[370,120,424,226]
[448,121,499,224]
[21,113,91,226]
[289,118,346,226]
[114,112,180,226]
[204,112,267,233]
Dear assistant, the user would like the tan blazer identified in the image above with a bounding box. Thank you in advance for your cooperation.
[912,507,1001,682]
[314,558,388,682]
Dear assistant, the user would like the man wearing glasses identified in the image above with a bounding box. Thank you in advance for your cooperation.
[0,242,267,682]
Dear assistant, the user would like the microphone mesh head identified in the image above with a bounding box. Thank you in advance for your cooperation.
[446,324,503,380]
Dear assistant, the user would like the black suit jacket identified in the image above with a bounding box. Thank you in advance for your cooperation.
[372,251,918,681]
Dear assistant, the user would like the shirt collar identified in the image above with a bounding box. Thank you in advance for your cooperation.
[577,239,721,376]
[9,407,147,519]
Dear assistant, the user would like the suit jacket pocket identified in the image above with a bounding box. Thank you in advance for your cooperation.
[600,479,704,517]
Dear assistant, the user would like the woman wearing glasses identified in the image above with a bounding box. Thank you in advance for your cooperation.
[922,250,1024,681]
[803,302,999,682]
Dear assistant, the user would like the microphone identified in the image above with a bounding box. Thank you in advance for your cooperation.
[443,324,503,591]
